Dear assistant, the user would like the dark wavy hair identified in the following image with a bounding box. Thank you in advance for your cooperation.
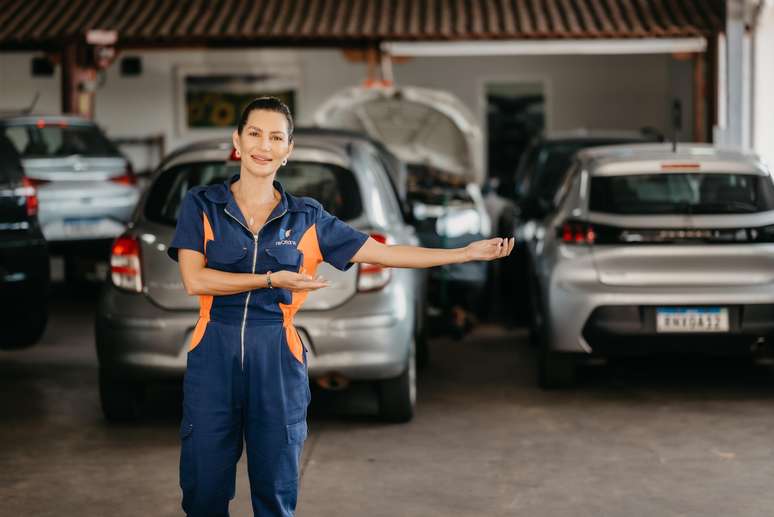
[237,96,294,141]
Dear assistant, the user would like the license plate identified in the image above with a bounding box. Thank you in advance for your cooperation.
[62,217,103,237]
[656,307,729,333]
[62,217,123,238]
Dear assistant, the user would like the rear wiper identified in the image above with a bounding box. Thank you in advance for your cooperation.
[693,202,757,214]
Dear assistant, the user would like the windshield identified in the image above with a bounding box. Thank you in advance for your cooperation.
[0,136,23,183]
[145,160,362,226]
[590,173,774,215]
[516,139,648,202]
[3,123,120,158]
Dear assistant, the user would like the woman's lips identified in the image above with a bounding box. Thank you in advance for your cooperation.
[251,154,272,164]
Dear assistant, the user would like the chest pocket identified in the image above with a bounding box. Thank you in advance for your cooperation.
[206,241,249,272]
[265,247,302,272]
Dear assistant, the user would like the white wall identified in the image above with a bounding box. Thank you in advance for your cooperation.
[754,2,774,168]
[1,48,692,173]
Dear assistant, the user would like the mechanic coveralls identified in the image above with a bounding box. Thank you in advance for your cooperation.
[167,175,368,517]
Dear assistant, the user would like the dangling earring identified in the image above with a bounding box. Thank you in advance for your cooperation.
[282,158,288,166]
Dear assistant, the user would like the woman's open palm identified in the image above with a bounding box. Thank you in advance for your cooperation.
[466,237,515,261]
[271,270,330,292]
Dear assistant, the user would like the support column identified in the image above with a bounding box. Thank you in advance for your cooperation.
[692,52,706,142]
[753,1,774,165]
[59,39,102,118]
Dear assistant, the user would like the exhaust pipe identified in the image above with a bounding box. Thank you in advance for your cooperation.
[316,373,350,391]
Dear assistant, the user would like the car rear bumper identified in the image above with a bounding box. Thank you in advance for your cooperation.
[546,278,774,354]
[96,282,414,382]
[581,304,774,356]
[38,189,139,242]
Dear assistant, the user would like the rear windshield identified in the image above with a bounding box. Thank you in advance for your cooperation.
[517,139,646,201]
[2,123,120,158]
[0,135,23,183]
[145,161,362,226]
[590,173,774,215]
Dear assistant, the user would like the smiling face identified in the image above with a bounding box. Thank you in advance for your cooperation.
[232,109,293,179]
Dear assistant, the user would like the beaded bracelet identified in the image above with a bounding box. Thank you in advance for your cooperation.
[267,271,273,289]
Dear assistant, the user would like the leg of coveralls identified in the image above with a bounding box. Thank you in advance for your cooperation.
[244,325,309,516]
[180,322,244,517]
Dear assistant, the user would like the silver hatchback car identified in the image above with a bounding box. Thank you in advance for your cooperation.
[96,129,425,421]
[0,115,139,278]
[526,144,774,387]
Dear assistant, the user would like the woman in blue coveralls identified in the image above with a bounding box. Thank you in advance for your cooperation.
[168,97,514,517]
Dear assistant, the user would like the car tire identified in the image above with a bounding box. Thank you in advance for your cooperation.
[3,306,47,349]
[378,339,416,423]
[531,280,577,389]
[538,345,577,389]
[99,370,142,421]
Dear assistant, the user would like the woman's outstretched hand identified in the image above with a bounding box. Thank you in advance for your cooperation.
[464,237,515,262]
[270,270,330,292]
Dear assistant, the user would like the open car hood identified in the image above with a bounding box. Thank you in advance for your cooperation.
[314,85,483,183]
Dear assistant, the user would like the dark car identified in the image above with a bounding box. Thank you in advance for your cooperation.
[0,135,49,348]
[496,129,662,323]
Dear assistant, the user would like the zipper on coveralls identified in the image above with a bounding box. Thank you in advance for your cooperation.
[224,207,287,369]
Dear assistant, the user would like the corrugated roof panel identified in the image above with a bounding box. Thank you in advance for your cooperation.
[0,0,724,49]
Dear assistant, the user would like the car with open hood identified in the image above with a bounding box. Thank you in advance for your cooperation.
[315,86,491,331]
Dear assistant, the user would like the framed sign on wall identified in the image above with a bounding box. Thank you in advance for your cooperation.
[175,63,299,136]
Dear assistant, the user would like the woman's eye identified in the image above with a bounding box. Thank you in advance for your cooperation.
[249,132,258,137]
[272,136,283,141]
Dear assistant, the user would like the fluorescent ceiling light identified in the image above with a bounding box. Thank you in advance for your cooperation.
[382,38,707,57]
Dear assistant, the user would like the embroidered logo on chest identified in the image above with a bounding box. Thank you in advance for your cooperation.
[276,227,297,246]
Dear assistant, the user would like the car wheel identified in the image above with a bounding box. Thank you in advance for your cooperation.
[531,285,576,389]
[99,370,142,421]
[538,345,577,389]
[3,306,47,349]
[378,338,416,423]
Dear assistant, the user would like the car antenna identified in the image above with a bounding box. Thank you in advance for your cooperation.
[671,98,682,153]
[22,92,40,115]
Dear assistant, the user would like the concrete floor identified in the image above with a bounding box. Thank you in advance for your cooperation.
[2,288,774,516]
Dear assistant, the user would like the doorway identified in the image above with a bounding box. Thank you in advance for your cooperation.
[485,82,546,183]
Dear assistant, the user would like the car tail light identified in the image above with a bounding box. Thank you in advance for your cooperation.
[17,177,39,217]
[558,220,596,245]
[110,166,136,186]
[357,233,393,292]
[111,235,143,292]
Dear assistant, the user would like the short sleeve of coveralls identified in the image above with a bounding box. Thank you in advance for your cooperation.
[315,206,369,271]
[167,191,205,262]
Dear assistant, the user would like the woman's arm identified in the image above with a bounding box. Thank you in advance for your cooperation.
[351,237,515,269]
[178,249,329,296]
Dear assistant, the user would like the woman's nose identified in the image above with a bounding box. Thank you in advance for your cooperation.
[259,135,272,150]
